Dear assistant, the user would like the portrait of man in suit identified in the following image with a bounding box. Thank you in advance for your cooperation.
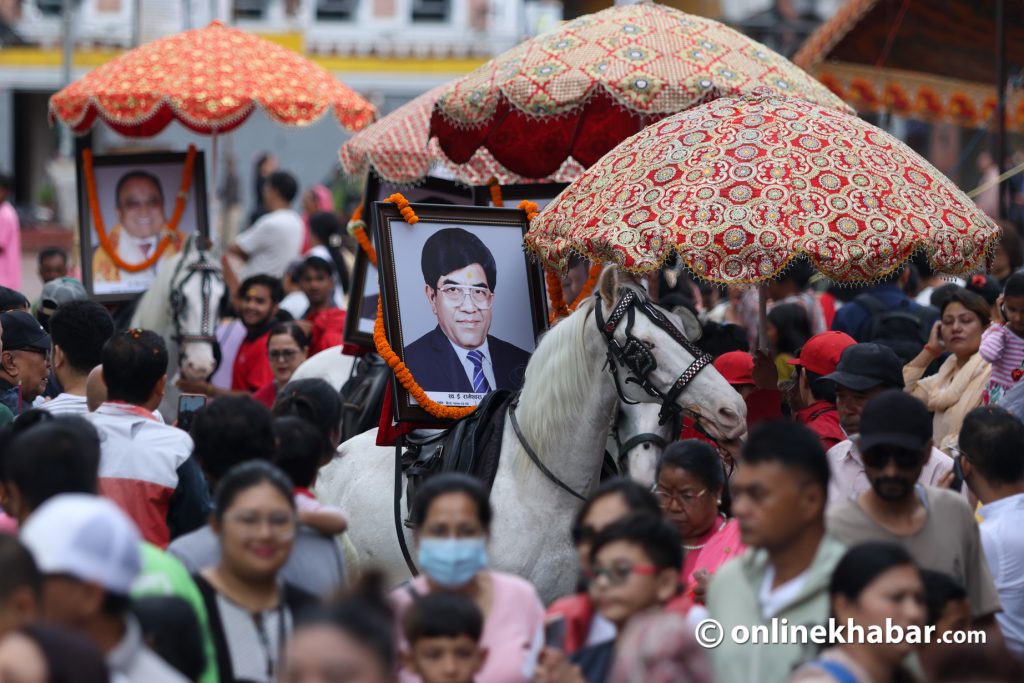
[403,227,532,395]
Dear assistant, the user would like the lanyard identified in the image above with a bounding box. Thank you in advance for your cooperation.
[252,602,287,680]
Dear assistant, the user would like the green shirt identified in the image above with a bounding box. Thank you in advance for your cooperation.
[133,542,219,683]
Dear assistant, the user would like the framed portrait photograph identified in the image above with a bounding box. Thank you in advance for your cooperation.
[344,174,473,348]
[373,202,546,422]
[76,148,208,301]
[471,182,569,212]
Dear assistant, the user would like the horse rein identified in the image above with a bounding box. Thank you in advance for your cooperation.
[594,289,712,426]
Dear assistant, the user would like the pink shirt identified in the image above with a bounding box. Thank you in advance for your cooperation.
[0,202,20,290]
[980,323,1024,389]
[391,571,545,683]
[681,517,745,598]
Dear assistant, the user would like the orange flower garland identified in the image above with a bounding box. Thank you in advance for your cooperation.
[83,145,196,272]
[570,264,603,309]
[488,178,504,207]
[347,204,378,267]
[518,200,573,321]
[373,193,475,421]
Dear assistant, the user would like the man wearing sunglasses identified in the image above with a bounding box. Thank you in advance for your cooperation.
[404,227,531,396]
[822,343,953,506]
[0,310,51,417]
[827,390,1001,624]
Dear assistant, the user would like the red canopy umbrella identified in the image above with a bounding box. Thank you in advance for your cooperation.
[430,2,850,180]
[526,95,998,282]
[50,20,376,136]
[339,83,582,185]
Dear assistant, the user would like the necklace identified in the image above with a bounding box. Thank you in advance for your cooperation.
[683,514,727,551]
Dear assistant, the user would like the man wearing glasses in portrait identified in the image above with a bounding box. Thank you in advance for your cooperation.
[404,227,532,396]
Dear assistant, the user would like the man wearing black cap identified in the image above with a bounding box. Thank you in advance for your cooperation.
[827,389,1001,623]
[822,343,952,505]
[0,311,51,417]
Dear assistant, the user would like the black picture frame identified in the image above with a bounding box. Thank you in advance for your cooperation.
[372,201,546,423]
[471,182,569,209]
[75,142,209,303]
[343,174,473,348]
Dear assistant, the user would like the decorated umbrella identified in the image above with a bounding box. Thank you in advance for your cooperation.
[524,95,1000,334]
[50,20,376,136]
[429,2,850,180]
[339,83,582,186]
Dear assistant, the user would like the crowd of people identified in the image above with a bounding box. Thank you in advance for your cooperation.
[0,161,1021,683]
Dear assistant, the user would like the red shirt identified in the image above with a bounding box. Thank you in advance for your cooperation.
[306,308,346,356]
[253,381,276,408]
[232,330,273,392]
[794,400,845,451]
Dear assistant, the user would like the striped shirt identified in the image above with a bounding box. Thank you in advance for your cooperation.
[39,392,88,415]
[980,324,1024,389]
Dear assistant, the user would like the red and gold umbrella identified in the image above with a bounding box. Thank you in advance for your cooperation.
[430,2,850,179]
[339,83,582,185]
[50,20,376,136]
[525,95,999,283]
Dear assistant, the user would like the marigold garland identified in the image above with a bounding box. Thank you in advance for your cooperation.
[83,145,196,273]
[488,178,504,207]
[517,200,574,322]
[386,193,419,225]
[372,193,474,421]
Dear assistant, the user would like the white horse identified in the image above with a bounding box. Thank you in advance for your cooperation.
[130,235,226,418]
[608,402,675,488]
[316,268,746,602]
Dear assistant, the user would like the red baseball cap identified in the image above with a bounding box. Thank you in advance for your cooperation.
[713,351,755,386]
[787,331,856,377]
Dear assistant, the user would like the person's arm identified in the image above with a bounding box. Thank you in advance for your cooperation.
[226,243,250,262]
[904,321,942,398]
[175,377,248,398]
[979,321,1006,364]
[297,506,348,535]
[167,456,213,541]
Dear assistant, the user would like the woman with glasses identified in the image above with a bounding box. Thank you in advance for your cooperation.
[653,441,744,603]
[390,473,545,683]
[253,323,309,409]
[194,460,318,683]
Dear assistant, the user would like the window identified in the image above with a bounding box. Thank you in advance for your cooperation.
[316,0,357,20]
[411,0,449,22]
[233,0,270,20]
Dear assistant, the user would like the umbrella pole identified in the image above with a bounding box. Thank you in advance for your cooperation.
[757,284,769,354]
[211,131,221,245]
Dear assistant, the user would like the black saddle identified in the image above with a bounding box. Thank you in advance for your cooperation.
[339,353,390,442]
[401,389,516,525]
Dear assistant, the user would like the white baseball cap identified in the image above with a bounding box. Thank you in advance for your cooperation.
[20,494,142,595]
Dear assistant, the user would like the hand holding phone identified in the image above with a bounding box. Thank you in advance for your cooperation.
[177,393,208,432]
[544,615,567,652]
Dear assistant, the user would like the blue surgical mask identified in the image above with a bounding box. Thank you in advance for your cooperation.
[417,537,488,588]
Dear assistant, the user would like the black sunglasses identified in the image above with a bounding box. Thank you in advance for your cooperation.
[861,446,923,470]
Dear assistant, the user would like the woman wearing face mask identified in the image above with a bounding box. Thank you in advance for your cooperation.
[391,473,545,683]
[903,289,992,453]
[253,323,310,409]
[788,542,925,683]
[194,461,318,683]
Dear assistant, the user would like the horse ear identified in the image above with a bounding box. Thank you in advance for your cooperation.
[673,306,703,341]
[597,266,619,309]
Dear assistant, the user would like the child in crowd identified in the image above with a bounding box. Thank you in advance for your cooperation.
[272,416,348,535]
[402,592,488,683]
[980,271,1024,404]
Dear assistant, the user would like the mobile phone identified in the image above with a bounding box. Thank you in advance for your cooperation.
[951,453,965,491]
[544,615,567,652]
[177,393,208,432]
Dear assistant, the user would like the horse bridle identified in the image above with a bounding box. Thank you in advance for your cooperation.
[168,236,223,371]
[594,289,712,426]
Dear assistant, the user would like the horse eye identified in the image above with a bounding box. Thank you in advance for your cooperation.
[642,340,655,350]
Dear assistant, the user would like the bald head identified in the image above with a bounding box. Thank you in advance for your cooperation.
[86,365,106,411]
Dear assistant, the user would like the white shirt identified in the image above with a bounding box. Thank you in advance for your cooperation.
[40,392,88,415]
[826,439,954,507]
[759,565,809,618]
[235,209,304,279]
[449,339,496,391]
[979,492,1024,659]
